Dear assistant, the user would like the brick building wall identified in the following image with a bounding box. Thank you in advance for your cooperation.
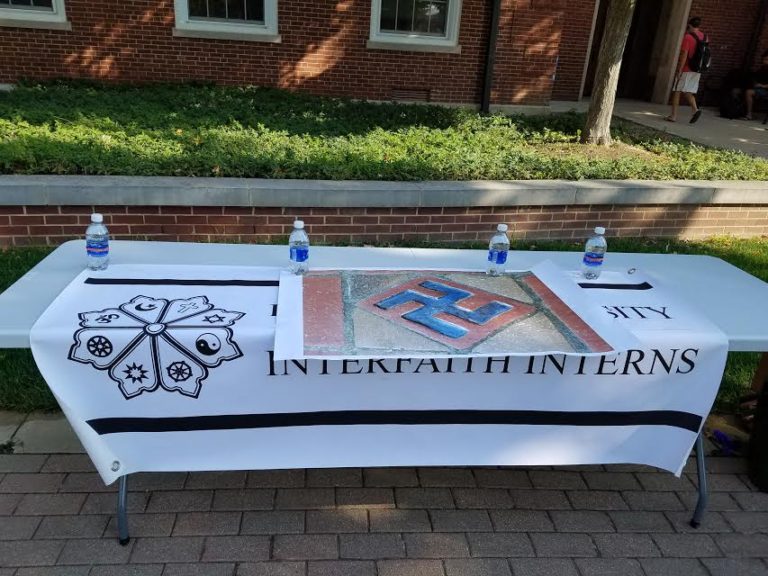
[490,0,565,105]
[2,204,767,247]
[551,0,596,101]
[553,0,768,104]
[0,0,567,106]
[753,7,768,66]
[2,0,766,106]
[0,0,485,104]
[690,0,762,94]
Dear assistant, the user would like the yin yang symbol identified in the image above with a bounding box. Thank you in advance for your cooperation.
[195,333,221,356]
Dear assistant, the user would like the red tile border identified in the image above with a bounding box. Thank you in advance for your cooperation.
[303,273,346,352]
[521,273,613,353]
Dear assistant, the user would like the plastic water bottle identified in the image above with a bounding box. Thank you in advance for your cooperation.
[289,219,309,275]
[85,213,110,271]
[486,223,510,276]
[582,226,607,279]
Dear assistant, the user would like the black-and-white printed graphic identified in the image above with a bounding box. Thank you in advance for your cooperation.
[68,296,245,399]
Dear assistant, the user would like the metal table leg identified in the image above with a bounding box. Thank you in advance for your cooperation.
[690,433,708,528]
[117,475,130,545]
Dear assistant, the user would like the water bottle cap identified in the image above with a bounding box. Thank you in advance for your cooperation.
[91,213,103,223]
[497,224,508,232]
[294,220,305,229]
[594,226,605,235]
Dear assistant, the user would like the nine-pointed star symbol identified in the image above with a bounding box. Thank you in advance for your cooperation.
[203,314,225,323]
[123,362,149,384]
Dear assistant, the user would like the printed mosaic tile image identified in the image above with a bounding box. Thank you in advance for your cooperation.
[302,270,612,357]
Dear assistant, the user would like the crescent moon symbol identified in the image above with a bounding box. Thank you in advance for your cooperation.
[136,303,158,311]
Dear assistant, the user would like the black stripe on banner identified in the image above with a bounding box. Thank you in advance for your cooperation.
[84,278,279,287]
[87,409,702,435]
[578,282,653,290]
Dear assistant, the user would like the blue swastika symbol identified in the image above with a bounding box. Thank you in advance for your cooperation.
[375,281,512,339]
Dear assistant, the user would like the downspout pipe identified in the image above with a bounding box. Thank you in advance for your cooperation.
[481,0,503,113]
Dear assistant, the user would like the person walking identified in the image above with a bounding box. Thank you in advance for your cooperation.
[667,17,707,123]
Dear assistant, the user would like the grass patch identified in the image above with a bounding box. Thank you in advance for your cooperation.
[0,247,57,412]
[1,82,767,181]
[0,238,765,413]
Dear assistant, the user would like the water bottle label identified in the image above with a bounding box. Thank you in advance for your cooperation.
[583,252,604,267]
[290,246,309,263]
[487,249,508,265]
[86,239,109,258]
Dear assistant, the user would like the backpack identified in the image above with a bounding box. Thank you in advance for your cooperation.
[688,32,712,73]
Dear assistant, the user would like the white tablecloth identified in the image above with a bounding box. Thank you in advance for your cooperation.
[30,263,728,483]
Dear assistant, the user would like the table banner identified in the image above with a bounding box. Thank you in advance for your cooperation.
[30,263,728,484]
[274,262,639,360]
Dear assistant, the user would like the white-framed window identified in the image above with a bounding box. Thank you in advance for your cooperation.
[0,0,70,30]
[368,0,462,52]
[173,0,279,42]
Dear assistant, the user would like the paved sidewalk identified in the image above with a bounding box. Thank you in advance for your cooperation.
[551,99,768,159]
[1,451,768,575]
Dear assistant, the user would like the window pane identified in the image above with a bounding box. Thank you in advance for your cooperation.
[413,0,431,33]
[429,1,447,34]
[227,0,245,19]
[396,0,414,32]
[33,0,54,7]
[414,1,446,34]
[188,0,264,22]
[0,0,12,5]
[378,0,449,35]
[208,0,226,18]
[10,0,34,6]
[245,0,264,21]
[379,0,397,31]
[189,0,207,17]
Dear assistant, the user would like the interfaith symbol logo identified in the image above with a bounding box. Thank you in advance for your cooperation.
[69,295,245,399]
[195,333,221,356]
[360,276,536,351]
[166,361,192,382]
[123,362,149,384]
[87,335,113,358]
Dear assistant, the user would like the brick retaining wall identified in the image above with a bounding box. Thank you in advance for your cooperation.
[3,204,767,247]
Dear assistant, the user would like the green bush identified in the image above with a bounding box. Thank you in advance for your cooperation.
[1,82,767,180]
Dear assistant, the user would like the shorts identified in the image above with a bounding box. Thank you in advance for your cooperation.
[674,72,701,94]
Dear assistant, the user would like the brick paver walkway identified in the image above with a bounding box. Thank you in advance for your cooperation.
[1,455,767,575]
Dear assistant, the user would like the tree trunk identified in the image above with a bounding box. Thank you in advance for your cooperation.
[581,0,637,145]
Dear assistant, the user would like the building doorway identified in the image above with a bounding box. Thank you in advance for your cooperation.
[582,0,692,103]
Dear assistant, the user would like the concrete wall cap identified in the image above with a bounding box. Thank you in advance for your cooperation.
[1,176,766,207]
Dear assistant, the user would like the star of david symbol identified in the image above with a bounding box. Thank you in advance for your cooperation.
[68,296,245,400]
[360,277,536,351]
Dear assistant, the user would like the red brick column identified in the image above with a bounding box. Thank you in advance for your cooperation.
[490,0,566,106]
[551,0,597,101]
